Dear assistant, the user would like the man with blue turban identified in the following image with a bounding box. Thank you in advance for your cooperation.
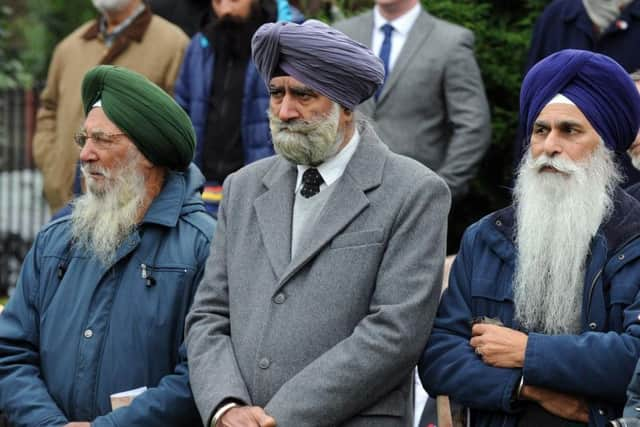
[420,49,640,427]
[186,19,451,427]
[0,65,215,426]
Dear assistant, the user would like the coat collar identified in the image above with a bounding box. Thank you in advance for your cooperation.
[254,121,386,289]
[82,5,152,64]
[142,164,206,228]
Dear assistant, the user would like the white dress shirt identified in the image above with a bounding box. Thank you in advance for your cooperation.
[371,3,422,73]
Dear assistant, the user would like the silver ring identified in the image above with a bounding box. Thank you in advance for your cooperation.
[475,346,482,356]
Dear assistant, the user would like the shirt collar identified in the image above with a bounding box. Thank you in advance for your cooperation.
[373,2,421,36]
[295,129,360,192]
[99,2,147,47]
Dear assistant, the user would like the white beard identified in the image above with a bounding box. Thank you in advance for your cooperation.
[269,103,344,166]
[92,0,132,13]
[630,151,640,170]
[71,148,147,266]
[512,145,621,334]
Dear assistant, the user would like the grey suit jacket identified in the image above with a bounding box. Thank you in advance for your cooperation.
[185,123,451,427]
[334,9,491,199]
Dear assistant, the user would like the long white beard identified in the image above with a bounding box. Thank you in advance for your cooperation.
[512,145,621,334]
[92,0,132,13]
[269,103,344,166]
[71,149,146,266]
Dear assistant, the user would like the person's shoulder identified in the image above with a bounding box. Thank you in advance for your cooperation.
[31,216,74,256]
[333,9,372,31]
[229,155,281,183]
[147,14,190,44]
[538,0,580,21]
[424,10,473,40]
[54,19,98,52]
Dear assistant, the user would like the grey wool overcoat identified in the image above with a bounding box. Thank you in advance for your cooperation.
[185,122,451,427]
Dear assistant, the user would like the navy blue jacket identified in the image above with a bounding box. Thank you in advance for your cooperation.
[517,0,640,187]
[420,189,640,427]
[173,3,302,181]
[0,164,215,426]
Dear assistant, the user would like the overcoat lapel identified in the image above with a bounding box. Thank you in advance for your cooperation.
[275,125,387,291]
[254,159,297,280]
[376,11,435,104]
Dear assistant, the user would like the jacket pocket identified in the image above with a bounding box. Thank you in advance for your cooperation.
[330,229,384,250]
[470,278,514,325]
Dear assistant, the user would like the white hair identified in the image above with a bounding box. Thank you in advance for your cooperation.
[512,143,621,334]
[268,102,344,166]
[71,146,147,266]
[91,0,132,13]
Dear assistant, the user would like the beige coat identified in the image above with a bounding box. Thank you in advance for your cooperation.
[32,9,188,212]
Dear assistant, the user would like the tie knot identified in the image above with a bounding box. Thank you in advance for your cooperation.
[300,168,324,198]
[381,23,394,37]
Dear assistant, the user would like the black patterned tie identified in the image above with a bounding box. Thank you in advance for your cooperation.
[300,168,324,198]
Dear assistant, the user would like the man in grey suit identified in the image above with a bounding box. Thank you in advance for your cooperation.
[334,0,491,200]
[185,19,451,427]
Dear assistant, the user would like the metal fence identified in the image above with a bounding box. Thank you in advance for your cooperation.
[0,88,50,296]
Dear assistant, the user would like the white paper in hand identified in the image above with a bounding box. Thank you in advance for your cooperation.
[110,386,148,410]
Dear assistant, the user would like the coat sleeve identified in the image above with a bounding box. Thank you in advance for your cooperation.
[435,29,491,200]
[419,224,522,413]
[185,173,254,425]
[91,344,202,427]
[263,172,451,425]
[522,256,640,405]
[0,234,70,426]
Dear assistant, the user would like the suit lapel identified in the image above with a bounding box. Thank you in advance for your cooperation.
[254,159,297,280]
[377,11,435,104]
[275,124,387,290]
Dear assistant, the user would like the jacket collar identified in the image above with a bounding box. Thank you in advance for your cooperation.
[141,164,207,228]
[82,5,152,64]
[488,187,640,258]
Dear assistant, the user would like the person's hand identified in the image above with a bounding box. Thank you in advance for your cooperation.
[65,423,91,427]
[218,406,277,427]
[520,384,589,423]
[470,323,527,368]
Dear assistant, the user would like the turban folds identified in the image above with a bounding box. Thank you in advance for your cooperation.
[81,65,195,170]
[520,49,640,153]
[251,19,384,110]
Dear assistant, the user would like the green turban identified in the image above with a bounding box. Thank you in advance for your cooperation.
[81,65,195,171]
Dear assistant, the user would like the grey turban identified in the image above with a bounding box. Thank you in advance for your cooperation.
[251,19,385,110]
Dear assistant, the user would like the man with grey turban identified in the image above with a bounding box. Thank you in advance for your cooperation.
[0,65,215,427]
[186,19,451,427]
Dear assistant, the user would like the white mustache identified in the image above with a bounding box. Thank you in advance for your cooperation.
[527,154,580,175]
[81,164,110,179]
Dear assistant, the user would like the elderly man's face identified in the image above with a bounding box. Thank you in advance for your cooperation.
[530,103,601,168]
[269,76,346,124]
[78,107,147,194]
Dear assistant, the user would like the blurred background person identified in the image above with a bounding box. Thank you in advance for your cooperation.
[32,0,188,215]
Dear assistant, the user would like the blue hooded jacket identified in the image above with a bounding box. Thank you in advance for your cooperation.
[0,164,215,426]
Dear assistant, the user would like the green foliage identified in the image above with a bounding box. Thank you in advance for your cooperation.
[0,5,32,89]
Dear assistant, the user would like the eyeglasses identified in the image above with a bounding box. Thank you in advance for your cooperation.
[74,131,127,149]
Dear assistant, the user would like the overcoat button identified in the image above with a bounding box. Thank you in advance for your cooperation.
[84,329,94,339]
[588,322,597,330]
[259,358,270,369]
[274,293,286,304]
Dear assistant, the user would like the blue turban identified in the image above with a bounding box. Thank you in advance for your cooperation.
[520,49,640,153]
[251,19,384,110]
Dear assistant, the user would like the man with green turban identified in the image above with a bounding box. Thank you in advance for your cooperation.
[0,65,215,427]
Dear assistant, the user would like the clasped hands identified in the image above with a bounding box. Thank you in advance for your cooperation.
[217,406,276,427]
[470,323,588,423]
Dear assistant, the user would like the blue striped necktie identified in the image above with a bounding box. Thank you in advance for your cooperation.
[375,23,394,101]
